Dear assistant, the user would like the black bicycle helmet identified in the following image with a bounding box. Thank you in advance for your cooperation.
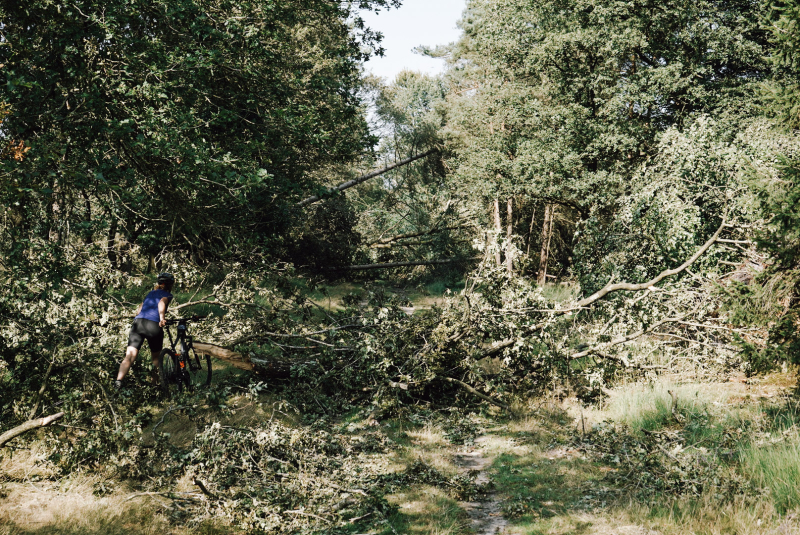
[157,272,175,285]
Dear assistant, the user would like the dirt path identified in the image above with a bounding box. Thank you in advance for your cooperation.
[453,436,508,535]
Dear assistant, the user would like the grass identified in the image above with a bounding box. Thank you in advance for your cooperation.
[382,417,474,535]
[490,377,800,535]
[0,473,203,535]
[9,372,800,535]
[386,486,471,535]
[741,438,800,513]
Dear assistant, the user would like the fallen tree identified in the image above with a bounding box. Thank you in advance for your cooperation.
[367,225,473,249]
[297,149,437,207]
[325,257,480,271]
[194,342,300,377]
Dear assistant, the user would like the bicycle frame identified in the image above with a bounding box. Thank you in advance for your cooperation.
[160,316,208,392]
[165,319,194,358]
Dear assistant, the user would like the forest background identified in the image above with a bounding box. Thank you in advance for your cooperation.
[4,0,800,533]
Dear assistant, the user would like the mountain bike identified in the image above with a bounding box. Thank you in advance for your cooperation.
[158,315,211,397]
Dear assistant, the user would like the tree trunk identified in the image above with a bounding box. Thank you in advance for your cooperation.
[493,199,502,267]
[107,218,119,269]
[506,197,514,275]
[537,204,554,285]
[526,204,537,257]
[82,191,93,245]
[193,342,304,378]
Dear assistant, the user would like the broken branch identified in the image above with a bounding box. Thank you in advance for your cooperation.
[437,376,510,410]
[0,412,64,449]
[576,216,726,308]
[297,149,436,207]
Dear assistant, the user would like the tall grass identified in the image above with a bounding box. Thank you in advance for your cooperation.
[741,438,800,513]
[596,381,730,431]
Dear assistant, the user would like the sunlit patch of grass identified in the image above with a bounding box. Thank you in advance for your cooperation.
[386,485,471,535]
[506,402,575,444]
[395,423,459,477]
[476,434,536,458]
[572,380,748,438]
[406,422,448,448]
[0,473,219,535]
[540,282,578,303]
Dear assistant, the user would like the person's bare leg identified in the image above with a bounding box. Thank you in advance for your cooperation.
[117,346,139,381]
[150,347,162,384]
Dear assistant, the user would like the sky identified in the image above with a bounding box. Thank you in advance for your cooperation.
[360,0,466,82]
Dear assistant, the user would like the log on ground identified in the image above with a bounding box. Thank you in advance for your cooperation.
[193,342,309,378]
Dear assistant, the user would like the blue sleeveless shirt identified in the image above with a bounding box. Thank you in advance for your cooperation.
[135,289,173,323]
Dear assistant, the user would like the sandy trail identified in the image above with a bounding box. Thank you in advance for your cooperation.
[453,436,508,535]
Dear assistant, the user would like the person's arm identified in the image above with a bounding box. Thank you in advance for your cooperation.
[134,303,142,317]
[158,297,170,327]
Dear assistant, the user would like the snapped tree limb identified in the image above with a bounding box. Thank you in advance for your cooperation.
[0,412,64,449]
[437,376,510,410]
[297,149,437,207]
[192,342,316,377]
[367,225,473,248]
[575,216,727,308]
[326,257,480,271]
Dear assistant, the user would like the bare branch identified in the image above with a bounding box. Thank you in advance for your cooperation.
[367,224,473,248]
[297,149,436,207]
[568,313,691,364]
[327,257,480,271]
[575,216,727,308]
[193,476,218,500]
[437,376,510,410]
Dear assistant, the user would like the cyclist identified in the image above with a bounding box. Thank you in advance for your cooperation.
[114,273,175,390]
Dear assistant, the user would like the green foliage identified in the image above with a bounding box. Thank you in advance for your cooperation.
[289,196,363,270]
[377,458,481,501]
[447,0,768,204]
[764,0,800,128]
[585,417,757,504]
[0,0,397,264]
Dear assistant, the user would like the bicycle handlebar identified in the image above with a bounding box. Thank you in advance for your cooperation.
[164,315,207,325]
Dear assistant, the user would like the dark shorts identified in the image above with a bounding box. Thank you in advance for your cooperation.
[127,318,164,354]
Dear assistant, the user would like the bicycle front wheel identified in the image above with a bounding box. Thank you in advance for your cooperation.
[158,348,181,398]
[188,347,212,388]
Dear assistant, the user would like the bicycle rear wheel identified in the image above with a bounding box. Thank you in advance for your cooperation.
[188,347,212,388]
[158,348,181,398]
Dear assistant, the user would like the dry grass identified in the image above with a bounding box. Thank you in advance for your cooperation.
[624,496,800,535]
[495,376,800,535]
[0,473,193,535]
[0,443,54,481]
[397,423,460,477]
[500,510,659,535]
[564,378,747,432]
